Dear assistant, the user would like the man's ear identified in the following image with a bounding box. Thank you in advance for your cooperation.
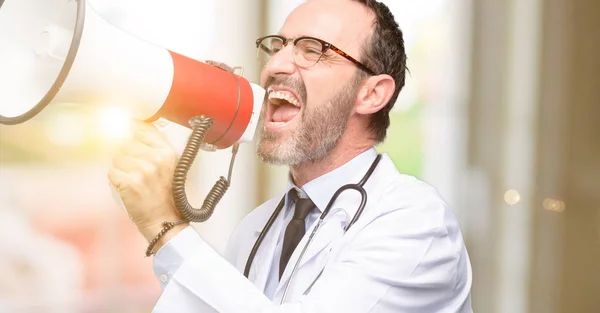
[355,74,395,115]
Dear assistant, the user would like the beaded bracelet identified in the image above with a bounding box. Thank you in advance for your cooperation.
[145,220,187,257]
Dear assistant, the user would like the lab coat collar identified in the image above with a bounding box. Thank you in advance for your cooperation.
[285,147,379,216]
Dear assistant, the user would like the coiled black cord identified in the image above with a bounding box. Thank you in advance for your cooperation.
[172,115,238,222]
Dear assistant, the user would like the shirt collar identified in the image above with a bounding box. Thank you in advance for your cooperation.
[283,147,378,213]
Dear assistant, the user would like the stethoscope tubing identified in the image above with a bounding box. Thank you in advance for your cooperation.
[243,154,383,302]
[243,197,285,278]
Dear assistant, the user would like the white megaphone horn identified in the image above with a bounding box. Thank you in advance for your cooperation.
[0,0,266,223]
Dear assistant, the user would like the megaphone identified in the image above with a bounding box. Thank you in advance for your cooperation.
[0,0,266,222]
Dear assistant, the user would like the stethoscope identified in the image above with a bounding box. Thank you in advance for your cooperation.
[243,154,382,303]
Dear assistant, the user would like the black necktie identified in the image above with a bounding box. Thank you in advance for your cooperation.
[279,192,315,279]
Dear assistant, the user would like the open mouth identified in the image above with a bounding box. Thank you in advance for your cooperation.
[266,87,302,130]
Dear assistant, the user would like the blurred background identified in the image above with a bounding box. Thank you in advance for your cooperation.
[0,0,598,312]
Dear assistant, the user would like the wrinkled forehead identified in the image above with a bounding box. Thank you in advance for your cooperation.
[279,0,374,57]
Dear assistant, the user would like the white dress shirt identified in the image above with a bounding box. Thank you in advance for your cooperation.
[151,147,473,312]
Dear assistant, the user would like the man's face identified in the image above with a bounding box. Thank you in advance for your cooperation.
[254,0,374,166]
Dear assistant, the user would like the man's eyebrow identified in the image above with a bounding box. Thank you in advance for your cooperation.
[276,33,319,40]
[299,33,323,39]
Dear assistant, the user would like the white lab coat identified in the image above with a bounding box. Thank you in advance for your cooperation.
[152,151,473,312]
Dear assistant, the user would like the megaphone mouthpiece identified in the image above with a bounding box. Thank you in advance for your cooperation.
[148,50,261,148]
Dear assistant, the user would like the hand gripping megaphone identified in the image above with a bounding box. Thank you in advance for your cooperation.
[0,0,266,222]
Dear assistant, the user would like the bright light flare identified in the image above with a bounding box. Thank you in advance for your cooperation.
[543,198,566,213]
[96,105,133,142]
[504,189,521,206]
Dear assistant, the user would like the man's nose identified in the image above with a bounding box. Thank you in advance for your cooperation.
[263,45,296,78]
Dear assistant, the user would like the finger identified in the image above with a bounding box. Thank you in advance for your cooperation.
[107,167,130,192]
[120,138,154,158]
[112,152,154,175]
[119,141,177,173]
[131,122,171,149]
[131,120,160,133]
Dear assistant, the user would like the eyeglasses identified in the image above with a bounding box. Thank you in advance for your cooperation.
[255,35,377,76]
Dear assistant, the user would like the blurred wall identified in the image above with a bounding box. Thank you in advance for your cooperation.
[466,0,600,312]
[532,0,600,312]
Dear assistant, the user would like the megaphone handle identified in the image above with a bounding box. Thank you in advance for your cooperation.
[171,115,237,223]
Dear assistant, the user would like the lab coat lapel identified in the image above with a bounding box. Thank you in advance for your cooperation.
[274,208,347,300]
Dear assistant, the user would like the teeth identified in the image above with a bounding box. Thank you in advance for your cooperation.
[268,90,300,107]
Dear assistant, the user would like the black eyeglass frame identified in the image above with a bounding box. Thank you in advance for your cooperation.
[255,35,377,76]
